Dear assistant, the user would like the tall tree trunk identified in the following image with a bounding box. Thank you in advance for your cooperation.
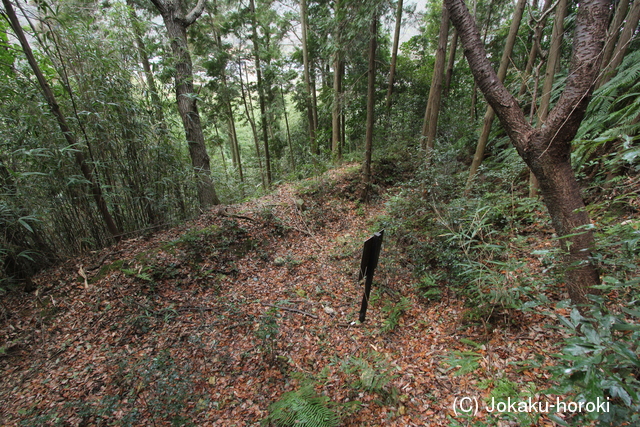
[238,60,266,190]
[225,90,243,182]
[3,0,121,241]
[446,0,609,307]
[530,0,568,197]
[443,28,458,95]
[385,0,404,110]
[340,59,346,153]
[331,0,343,160]
[280,85,296,171]
[361,12,378,203]
[300,0,317,154]
[331,52,343,160]
[464,0,527,195]
[150,0,219,208]
[250,0,272,186]
[597,0,629,81]
[420,1,449,152]
[210,8,244,184]
[596,0,640,89]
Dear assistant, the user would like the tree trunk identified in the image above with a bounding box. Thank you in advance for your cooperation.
[300,0,317,154]
[445,0,609,306]
[530,0,568,197]
[211,15,243,184]
[238,60,266,190]
[443,28,458,95]
[421,1,449,152]
[250,0,272,186]
[280,85,296,171]
[596,0,640,88]
[361,12,377,203]
[518,0,553,97]
[331,0,343,160]
[3,0,121,241]
[599,0,629,71]
[151,0,219,208]
[331,51,343,160]
[464,0,526,195]
[385,0,404,110]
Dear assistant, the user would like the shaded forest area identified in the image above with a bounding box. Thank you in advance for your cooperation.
[1,0,640,425]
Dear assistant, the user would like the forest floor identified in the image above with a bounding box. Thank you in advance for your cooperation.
[1,164,575,426]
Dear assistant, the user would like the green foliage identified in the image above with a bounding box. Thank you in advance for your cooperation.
[380,297,411,333]
[262,385,341,427]
[551,279,640,426]
[442,350,482,376]
[415,273,442,301]
[340,351,399,396]
[255,307,280,359]
[574,49,640,190]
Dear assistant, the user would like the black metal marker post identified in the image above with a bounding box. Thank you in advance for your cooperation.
[358,230,384,322]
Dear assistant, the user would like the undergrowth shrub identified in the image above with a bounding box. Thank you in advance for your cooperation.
[551,281,640,426]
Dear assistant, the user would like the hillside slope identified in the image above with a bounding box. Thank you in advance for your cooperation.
[1,165,573,426]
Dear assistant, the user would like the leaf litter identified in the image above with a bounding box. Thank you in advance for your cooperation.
[0,164,569,426]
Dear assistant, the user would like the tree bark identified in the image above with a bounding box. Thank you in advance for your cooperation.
[421,1,449,152]
[3,0,121,241]
[385,0,404,110]
[596,0,640,88]
[300,0,317,154]
[238,60,266,190]
[443,28,458,95]
[464,0,527,194]
[446,0,610,306]
[361,12,377,203]
[150,0,219,208]
[529,0,568,197]
[249,0,272,186]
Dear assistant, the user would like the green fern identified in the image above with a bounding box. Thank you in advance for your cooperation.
[574,49,640,170]
[340,352,398,393]
[263,385,340,427]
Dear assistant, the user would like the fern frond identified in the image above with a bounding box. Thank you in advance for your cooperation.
[263,385,340,427]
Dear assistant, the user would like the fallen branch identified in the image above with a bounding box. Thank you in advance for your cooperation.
[262,303,318,319]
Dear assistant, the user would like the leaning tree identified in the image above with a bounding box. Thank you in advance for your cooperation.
[444,0,611,306]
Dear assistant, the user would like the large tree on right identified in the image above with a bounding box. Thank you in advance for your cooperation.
[445,0,611,306]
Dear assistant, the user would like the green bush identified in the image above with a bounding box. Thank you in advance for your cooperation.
[551,279,640,426]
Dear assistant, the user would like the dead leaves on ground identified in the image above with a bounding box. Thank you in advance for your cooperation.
[1,165,567,426]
